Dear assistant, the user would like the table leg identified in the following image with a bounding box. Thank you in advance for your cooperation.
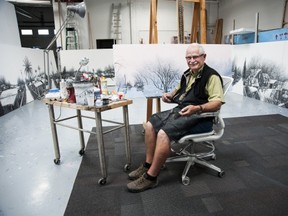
[47,104,61,164]
[76,110,85,154]
[123,105,131,170]
[95,111,107,185]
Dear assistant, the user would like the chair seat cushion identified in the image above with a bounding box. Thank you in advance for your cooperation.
[178,130,215,143]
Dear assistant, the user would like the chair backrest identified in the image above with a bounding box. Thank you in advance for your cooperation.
[221,76,233,96]
[177,75,233,143]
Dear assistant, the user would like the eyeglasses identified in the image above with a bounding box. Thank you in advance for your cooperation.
[185,54,204,60]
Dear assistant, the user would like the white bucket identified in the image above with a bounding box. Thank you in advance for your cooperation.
[73,82,94,105]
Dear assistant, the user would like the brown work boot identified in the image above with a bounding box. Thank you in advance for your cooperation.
[127,174,158,193]
[128,164,148,180]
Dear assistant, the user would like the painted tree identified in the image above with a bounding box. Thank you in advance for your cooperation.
[103,64,115,78]
[248,56,283,81]
[231,57,242,84]
[23,56,33,81]
[136,58,181,93]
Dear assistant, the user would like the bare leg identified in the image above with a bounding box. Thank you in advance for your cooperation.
[145,121,157,164]
[126,127,170,192]
[147,129,171,177]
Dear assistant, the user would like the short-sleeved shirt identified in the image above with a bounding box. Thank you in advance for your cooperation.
[174,69,224,104]
[149,66,224,141]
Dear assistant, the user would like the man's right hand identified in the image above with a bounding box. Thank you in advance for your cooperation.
[162,93,173,103]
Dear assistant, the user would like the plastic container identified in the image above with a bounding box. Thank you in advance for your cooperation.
[94,87,101,100]
[73,82,94,105]
[60,79,68,99]
[95,98,103,107]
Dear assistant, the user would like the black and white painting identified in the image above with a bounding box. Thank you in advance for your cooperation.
[231,41,288,108]
[59,49,115,88]
[113,44,233,98]
[0,45,56,116]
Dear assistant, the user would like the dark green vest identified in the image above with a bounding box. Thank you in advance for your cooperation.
[172,63,223,108]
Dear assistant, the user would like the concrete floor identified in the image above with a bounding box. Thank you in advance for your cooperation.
[0,92,288,216]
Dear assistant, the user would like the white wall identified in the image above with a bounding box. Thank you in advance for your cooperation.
[56,0,219,49]
[219,0,285,42]
[2,0,286,48]
[0,0,21,46]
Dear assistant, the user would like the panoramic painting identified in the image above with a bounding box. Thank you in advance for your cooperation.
[231,41,288,108]
[0,45,56,116]
[113,44,233,98]
[59,49,115,89]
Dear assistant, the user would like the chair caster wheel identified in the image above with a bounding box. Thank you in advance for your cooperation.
[98,178,107,185]
[218,171,225,178]
[79,149,85,156]
[124,164,131,171]
[54,159,60,165]
[182,176,190,186]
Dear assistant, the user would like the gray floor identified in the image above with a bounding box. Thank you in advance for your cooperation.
[0,92,288,216]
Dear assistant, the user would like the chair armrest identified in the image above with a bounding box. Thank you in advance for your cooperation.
[177,112,225,144]
[197,110,220,118]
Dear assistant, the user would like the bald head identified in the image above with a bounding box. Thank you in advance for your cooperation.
[186,43,205,56]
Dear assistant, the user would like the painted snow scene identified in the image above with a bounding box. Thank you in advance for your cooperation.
[113,44,232,99]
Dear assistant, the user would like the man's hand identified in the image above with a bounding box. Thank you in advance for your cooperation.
[179,101,222,116]
[179,105,200,116]
[162,93,173,103]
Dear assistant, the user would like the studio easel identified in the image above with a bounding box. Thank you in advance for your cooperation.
[145,0,207,124]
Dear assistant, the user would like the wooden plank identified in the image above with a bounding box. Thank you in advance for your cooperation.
[147,0,158,124]
[146,98,153,122]
[145,97,161,122]
[213,18,223,44]
[153,0,158,43]
[156,98,161,113]
[184,0,200,2]
[177,0,185,43]
[149,0,158,44]
[191,2,200,43]
[282,0,288,27]
[149,1,153,43]
[200,0,207,43]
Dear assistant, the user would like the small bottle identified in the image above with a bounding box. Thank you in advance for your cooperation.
[101,77,108,95]
[94,87,101,100]
[60,79,68,99]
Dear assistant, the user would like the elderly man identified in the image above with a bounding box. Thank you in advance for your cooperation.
[127,43,224,192]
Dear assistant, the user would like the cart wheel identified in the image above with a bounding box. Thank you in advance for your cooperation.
[54,159,60,165]
[79,149,85,156]
[124,164,131,171]
[98,178,107,185]
[218,171,225,178]
[182,176,190,186]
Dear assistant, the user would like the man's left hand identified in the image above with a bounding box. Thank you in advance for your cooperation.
[179,105,199,116]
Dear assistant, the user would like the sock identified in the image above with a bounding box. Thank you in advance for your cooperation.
[143,162,151,169]
[144,172,157,181]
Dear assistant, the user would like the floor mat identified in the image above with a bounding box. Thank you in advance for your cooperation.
[64,114,288,216]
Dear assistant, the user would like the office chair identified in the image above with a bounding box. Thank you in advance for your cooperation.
[165,76,233,185]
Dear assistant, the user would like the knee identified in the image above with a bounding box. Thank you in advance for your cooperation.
[157,129,170,142]
[145,121,154,132]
